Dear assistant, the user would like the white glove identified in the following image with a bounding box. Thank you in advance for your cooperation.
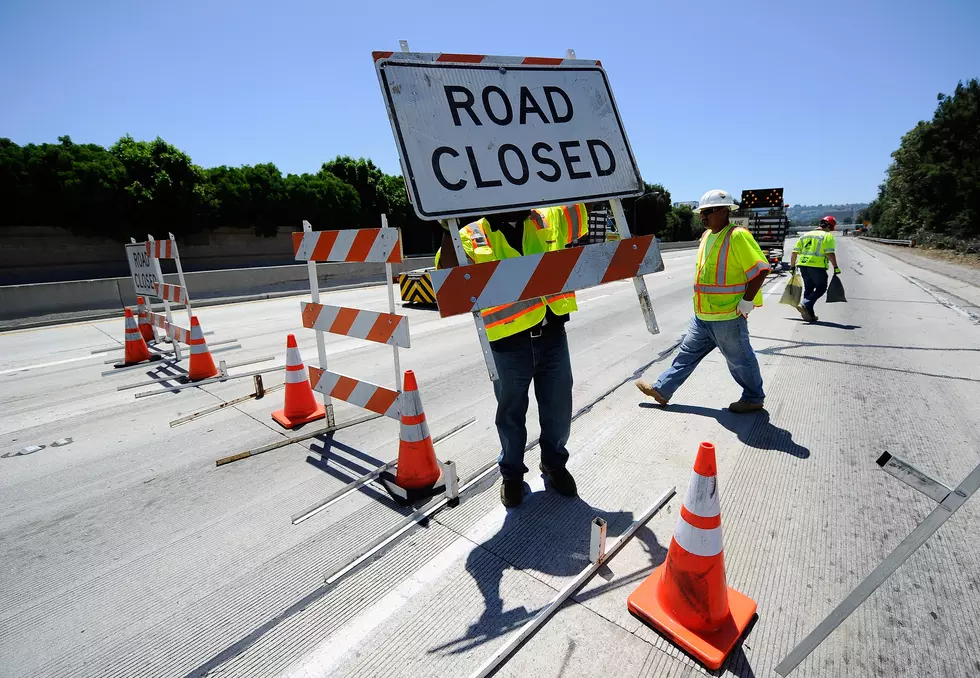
[737,299,755,317]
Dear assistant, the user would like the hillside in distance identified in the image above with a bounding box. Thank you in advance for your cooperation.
[787,203,869,223]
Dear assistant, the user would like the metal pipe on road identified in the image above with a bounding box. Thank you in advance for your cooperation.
[860,236,915,247]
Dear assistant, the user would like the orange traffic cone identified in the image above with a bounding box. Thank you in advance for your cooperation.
[136,296,157,343]
[380,370,445,505]
[271,334,326,429]
[627,442,757,670]
[185,316,219,381]
[120,307,152,366]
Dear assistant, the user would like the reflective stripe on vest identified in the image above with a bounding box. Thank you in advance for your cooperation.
[693,225,758,316]
[482,298,546,328]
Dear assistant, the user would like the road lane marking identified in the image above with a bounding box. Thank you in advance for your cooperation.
[0,352,109,376]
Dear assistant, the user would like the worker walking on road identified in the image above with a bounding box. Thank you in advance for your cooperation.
[636,189,770,413]
[791,215,841,322]
[439,204,590,508]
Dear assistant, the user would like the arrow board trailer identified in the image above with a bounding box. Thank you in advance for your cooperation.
[374,51,644,219]
[125,243,157,297]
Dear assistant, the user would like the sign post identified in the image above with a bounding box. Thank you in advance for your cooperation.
[374,44,660,379]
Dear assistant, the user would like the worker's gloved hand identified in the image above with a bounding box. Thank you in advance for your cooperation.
[737,299,755,318]
[834,267,842,275]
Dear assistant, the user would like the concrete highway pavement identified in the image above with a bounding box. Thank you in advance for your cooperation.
[1,239,979,677]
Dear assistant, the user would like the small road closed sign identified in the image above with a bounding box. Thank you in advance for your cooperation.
[125,243,157,297]
[374,51,644,220]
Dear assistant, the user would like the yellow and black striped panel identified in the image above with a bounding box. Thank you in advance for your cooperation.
[399,273,437,305]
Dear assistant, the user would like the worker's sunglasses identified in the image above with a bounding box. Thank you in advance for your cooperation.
[701,207,723,216]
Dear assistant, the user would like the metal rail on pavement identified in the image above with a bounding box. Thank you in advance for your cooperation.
[775,452,980,676]
[860,236,915,247]
[469,486,676,678]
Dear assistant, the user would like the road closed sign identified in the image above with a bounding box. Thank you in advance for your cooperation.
[374,52,644,219]
[125,243,157,296]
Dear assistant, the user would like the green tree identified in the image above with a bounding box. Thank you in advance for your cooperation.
[109,135,206,236]
[321,156,389,226]
[870,79,980,243]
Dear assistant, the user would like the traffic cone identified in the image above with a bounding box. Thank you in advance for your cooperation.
[380,370,445,505]
[627,442,757,670]
[120,307,151,366]
[271,334,326,429]
[136,296,157,343]
[185,316,219,381]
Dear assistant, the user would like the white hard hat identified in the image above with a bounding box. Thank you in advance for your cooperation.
[695,189,738,213]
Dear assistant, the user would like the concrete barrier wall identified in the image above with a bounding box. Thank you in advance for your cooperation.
[0,257,434,321]
[659,240,699,251]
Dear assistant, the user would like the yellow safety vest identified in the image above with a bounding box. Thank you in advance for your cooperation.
[693,223,770,321]
[794,229,836,269]
[460,204,588,342]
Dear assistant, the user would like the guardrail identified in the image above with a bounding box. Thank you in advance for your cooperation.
[859,236,916,247]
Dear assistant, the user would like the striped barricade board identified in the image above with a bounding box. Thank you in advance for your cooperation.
[148,312,191,344]
[427,235,664,317]
[308,367,401,420]
[153,282,186,304]
[301,302,410,348]
[292,228,402,264]
[146,239,176,259]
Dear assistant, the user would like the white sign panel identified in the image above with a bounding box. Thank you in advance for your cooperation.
[375,53,644,219]
[125,243,157,296]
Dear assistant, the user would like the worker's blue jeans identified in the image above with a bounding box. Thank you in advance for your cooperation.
[799,266,829,314]
[491,327,572,480]
[652,315,765,404]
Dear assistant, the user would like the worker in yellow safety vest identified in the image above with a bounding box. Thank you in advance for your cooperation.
[438,203,589,507]
[791,215,840,322]
[636,189,770,413]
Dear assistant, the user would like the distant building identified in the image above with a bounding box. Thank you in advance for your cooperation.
[823,209,857,223]
[672,201,699,209]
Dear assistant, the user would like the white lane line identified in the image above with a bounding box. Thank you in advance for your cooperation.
[580,294,611,303]
[0,352,109,376]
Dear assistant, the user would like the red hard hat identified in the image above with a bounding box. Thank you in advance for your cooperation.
[820,215,837,229]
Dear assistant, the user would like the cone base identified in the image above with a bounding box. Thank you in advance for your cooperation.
[116,354,163,368]
[627,564,757,670]
[379,469,445,506]
[271,403,326,430]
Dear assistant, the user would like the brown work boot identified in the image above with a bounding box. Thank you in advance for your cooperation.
[728,400,765,414]
[796,304,814,322]
[636,381,669,405]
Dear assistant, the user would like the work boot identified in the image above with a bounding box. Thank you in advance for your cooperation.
[728,400,765,414]
[540,464,578,497]
[796,304,814,322]
[500,477,524,507]
[635,381,669,405]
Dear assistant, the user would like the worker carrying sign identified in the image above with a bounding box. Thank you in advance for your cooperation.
[375,48,654,508]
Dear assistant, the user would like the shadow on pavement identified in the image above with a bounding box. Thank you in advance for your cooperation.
[639,404,810,459]
[786,319,862,330]
[430,491,649,656]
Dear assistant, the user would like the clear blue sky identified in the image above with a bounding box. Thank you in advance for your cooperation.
[1,0,977,205]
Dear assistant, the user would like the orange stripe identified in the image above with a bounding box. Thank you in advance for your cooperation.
[561,205,574,244]
[331,376,358,401]
[681,505,721,530]
[402,412,426,425]
[521,247,582,299]
[346,229,377,262]
[330,307,359,336]
[436,260,500,317]
[365,314,399,344]
[484,301,545,328]
[437,53,485,62]
[372,51,394,61]
[310,231,339,260]
[693,442,717,475]
[365,387,399,415]
[386,243,402,264]
[522,56,563,65]
[308,366,322,390]
[292,232,304,257]
[602,235,652,284]
[302,303,323,329]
